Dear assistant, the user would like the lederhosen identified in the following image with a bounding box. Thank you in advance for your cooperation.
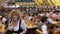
[6,20,22,34]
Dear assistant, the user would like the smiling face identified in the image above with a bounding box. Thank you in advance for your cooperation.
[10,10,21,21]
[10,10,21,20]
[12,15,18,21]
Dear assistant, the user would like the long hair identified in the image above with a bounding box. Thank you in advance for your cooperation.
[10,9,21,20]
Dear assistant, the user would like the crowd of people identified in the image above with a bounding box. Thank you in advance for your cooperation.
[0,8,60,34]
[0,0,60,34]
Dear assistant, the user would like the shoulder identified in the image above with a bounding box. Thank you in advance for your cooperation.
[42,24,47,28]
[20,19,25,25]
[20,19,25,23]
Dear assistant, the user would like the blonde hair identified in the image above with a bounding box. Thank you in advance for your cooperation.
[10,9,21,19]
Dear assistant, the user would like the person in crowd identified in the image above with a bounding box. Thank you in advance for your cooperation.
[57,12,60,19]
[46,12,53,23]
[46,13,49,17]
[2,14,10,30]
[27,14,33,21]
[2,14,7,24]
[57,12,60,17]
[56,12,60,22]
[47,12,57,23]
[49,12,57,21]
[38,16,48,34]
[0,16,5,34]
[5,10,27,34]
[33,15,37,24]
[46,12,56,34]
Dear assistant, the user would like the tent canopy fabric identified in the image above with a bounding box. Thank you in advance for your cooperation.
[0,0,60,6]
[34,0,60,6]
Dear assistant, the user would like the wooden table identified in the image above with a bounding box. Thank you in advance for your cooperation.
[24,20,37,34]
[55,22,60,26]
[52,21,60,34]
[35,29,42,34]
[24,19,37,29]
[0,24,5,32]
[26,23,37,34]
[26,24,37,29]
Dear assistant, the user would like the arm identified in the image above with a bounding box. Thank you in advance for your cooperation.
[20,20,27,34]
[4,27,9,34]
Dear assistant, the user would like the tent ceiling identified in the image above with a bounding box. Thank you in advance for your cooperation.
[0,0,9,6]
[0,0,60,6]
[34,0,60,6]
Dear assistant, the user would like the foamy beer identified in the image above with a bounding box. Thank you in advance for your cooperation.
[0,16,5,34]
[0,23,5,32]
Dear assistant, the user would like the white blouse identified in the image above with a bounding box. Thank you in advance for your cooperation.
[8,20,27,31]
[41,24,47,34]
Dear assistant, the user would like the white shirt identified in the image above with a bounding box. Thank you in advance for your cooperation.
[8,20,27,31]
[47,18,53,23]
[28,16,32,21]
[41,24,47,34]
[2,17,7,23]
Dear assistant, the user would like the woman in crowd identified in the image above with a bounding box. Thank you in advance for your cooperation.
[5,10,27,34]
